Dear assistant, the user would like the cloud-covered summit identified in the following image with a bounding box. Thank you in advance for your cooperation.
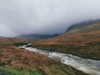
[0,0,100,37]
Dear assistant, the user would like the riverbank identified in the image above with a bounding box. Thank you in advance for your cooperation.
[19,44,100,75]
[0,44,89,75]
[31,42,100,60]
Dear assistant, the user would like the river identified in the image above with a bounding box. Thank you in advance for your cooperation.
[19,44,100,75]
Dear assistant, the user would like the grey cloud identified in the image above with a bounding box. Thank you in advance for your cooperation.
[0,0,100,37]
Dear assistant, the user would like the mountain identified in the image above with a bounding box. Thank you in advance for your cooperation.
[18,34,60,40]
[67,20,100,32]
[0,20,99,75]
[32,20,100,60]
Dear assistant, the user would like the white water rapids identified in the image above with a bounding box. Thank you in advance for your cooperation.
[19,44,100,75]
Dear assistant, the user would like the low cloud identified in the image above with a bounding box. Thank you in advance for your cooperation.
[0,0,100,37]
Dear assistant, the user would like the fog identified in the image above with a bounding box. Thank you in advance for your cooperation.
[0,0,100,37]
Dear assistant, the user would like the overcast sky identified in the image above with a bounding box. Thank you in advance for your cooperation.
[0,0,100,37]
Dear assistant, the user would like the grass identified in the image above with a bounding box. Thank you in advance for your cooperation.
[0,65,89,75]
[0,66,49,75]
[13,42,28,46]
[0,66,34,75]
[1,46,84,75]
[0,45,90,75]
[31,42,100,60]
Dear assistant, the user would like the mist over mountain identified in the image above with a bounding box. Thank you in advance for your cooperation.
[32,20,100,60]
[67,20,100,32]
[18,34,60,40]
[0,0,100,37]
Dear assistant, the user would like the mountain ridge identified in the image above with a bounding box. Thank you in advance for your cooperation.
[16,34,60,40]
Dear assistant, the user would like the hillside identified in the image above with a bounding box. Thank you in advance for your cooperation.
[67,20,100,32]
[0,21,99,75]
[32,21,100,60]
[0,37,30,46]
[0,39,89,75]
[17,34,59,40]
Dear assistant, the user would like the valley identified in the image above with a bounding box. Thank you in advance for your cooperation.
[0,1,100,75]
[19,44,100,75]
[0,20,100,75]
[32,21,100,60]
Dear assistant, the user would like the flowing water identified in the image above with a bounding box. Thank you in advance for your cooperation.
[19,44,100,75]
